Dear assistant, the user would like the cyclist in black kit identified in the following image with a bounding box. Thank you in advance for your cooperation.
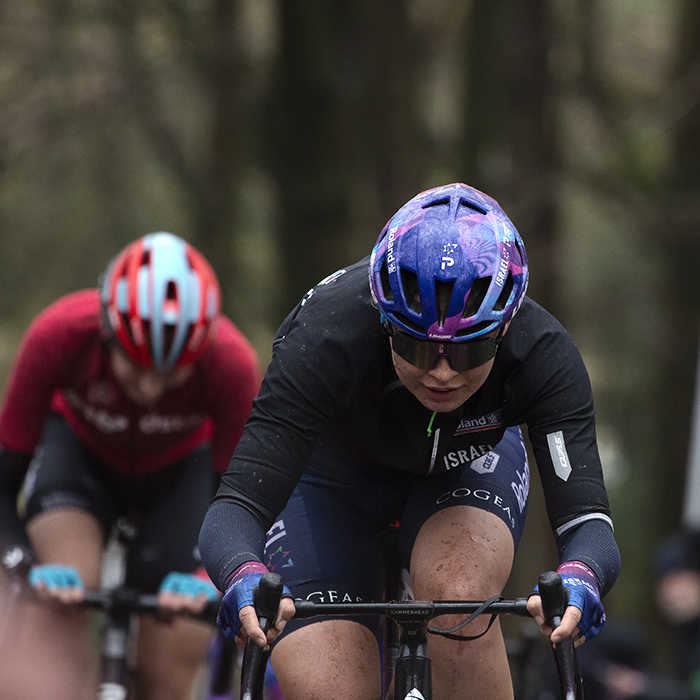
[199,183,621,700]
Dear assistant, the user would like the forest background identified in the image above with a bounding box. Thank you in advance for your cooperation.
[0,0,698,673]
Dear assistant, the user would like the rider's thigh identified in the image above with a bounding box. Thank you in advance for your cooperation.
[27,507,104,588]
[0,596,97,700]
[136,615,215,700]
[2,513,102,700]
[271,619,382,700]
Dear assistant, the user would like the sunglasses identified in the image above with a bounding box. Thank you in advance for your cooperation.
[387,324,503,371]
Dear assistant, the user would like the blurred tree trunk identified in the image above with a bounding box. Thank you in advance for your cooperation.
[658,0,700,525]
[267,0,357,319]
[462,0,561,321]
[462,0,561,594]
[268,0,427,324]
[364,2,428,231]
[197,0,247,301]
[107,0,247,308]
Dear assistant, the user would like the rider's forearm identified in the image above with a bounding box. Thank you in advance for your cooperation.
[198,501,268,591]
[0,447,32,550]
[555,516,620,596]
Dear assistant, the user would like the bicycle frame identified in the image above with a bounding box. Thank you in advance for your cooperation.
[294,597,531,700]
[81,587,221,700]
[65,520,229,700]
[1,526,232,699]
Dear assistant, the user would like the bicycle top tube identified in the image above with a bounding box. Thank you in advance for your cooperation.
[293,597,531,621]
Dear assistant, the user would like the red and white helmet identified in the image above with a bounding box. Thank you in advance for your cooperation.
[101,232,221,371]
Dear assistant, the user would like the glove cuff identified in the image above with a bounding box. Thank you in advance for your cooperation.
[224,561,268,593]
[557,560,600,594]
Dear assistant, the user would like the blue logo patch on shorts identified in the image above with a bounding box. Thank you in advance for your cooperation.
[470,452,500,474]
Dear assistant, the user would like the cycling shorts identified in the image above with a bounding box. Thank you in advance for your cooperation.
[23,413,217,592]
[264,425,529,637]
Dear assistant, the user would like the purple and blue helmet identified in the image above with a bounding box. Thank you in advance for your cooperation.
[369,183,529,341]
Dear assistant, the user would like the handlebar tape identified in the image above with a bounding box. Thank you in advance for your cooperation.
[538,570,569,628]
[254,572,284,633]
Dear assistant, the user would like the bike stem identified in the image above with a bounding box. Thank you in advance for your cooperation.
[392,617,432,700]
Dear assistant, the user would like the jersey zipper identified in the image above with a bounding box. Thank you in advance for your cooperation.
[428,428,441,473]
[427,411,440,474]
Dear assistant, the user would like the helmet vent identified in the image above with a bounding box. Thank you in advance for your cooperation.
[163,324,176,360]
[458,198,488,215]
[380,260,394,302]
[435,280,454,326]
[393,312,424,335]
[142,320,153,358]
[182,324,195,353]
[141,250,151,266]
[422,197,450,210]
[400,268,422,314]
[455,321,492,338]
[462,277,491,319]
[166,281,177,300]
[422,197,487,216]
[121,312,136,346]
[493,272,514,312]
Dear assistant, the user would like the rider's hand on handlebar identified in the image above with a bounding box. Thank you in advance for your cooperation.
[157,571,220,614]
[527,561,605,647]
[29,564,85,604]
[218,561,295,650]
[527,595,583,646]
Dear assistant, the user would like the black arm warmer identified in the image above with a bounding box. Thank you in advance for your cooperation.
[198,501,268,591]
[556,517,621,597]
[0,447,32,550]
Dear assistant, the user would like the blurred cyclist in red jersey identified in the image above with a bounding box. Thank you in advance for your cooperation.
[0,232,261,700]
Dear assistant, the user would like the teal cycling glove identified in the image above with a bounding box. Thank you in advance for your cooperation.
[159,571,219,601]
[29,564,84,590]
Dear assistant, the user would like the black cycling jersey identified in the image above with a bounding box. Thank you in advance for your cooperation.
[200,256,617,592]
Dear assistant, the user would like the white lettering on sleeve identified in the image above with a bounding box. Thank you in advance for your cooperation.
[547,430,572,481]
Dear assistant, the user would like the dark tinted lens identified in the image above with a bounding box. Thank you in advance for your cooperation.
[449,338,498,370]
[390,332,437,368]
[389,330,498,371]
